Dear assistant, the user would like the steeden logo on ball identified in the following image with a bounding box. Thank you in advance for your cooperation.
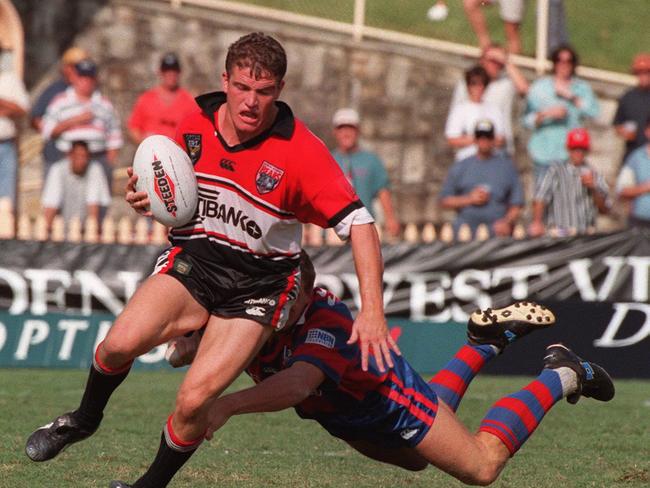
[151,154,177,216]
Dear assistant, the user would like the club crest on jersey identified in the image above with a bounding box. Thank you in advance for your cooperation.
[255,161,284,194]
[183,133,202,164]
[152,156,177,216]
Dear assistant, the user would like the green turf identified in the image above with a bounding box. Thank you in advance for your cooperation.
[231,0,648,73]
[2,369,649,487]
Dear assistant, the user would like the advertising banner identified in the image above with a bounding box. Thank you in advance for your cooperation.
[1,228,649,375]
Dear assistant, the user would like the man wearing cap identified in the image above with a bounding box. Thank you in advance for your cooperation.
[30,46,88,176]
[440,119,523,238]
[529,128,610,237]
[613,53,650,163]
[0,44,30,209]
[41,58,123,193]
[616,118,650,229]
[331,107,400,238]
[127,52,196,144]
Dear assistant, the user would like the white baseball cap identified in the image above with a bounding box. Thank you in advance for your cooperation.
[332,108,360,127]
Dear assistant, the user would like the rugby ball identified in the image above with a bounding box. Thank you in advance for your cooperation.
[133,135,198,227]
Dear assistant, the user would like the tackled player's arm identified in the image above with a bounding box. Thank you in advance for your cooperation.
[204,362,325,440]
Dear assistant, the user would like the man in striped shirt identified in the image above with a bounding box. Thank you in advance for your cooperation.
[41,59,123,191]
[529,128,610,237]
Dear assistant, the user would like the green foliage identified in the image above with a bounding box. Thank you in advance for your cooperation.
[232,0,648,73]
[2,369,649,487]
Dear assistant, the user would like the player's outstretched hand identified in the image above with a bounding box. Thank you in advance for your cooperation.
[348,310,401,372]
[125,167,153,217]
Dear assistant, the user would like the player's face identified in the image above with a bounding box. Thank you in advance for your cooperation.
[333,125,359,152]
[285,287,311,329]
[222,66,284,138]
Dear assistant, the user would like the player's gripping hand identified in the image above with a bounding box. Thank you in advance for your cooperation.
[348,309,400,373]
[125,167,153,217]
[204,400,232,441]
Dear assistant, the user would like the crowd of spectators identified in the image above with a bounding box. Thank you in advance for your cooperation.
[1,36,649,242]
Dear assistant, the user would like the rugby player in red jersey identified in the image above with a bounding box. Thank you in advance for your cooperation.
[26,33,398,487]
[140,252,614,487]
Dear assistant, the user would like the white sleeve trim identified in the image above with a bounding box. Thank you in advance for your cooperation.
[334,207,375,241]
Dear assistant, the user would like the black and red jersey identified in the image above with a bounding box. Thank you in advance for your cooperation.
[245,287,391,418]
[172,92,372,275]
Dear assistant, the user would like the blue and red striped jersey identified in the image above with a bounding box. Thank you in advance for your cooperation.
[245,287,395,419]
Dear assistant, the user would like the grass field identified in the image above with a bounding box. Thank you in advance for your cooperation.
[232,0,649,73]
[2,369,649,488]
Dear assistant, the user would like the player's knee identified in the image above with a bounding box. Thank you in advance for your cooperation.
[174,388,210,424]
[465,462,501,486]
[99,335,136,366]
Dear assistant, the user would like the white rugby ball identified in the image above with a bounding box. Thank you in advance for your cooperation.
[133,135,198,227]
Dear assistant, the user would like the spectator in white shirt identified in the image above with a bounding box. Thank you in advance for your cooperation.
[450,44,529,155]
[41,140,112,236]
[446,66,505,161]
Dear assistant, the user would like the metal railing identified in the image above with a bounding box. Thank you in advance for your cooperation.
[167,0,636,87]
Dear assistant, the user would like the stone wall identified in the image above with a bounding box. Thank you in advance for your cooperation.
[16,0,629,227]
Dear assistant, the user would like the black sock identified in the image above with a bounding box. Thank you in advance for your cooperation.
[132,431,199,488]
[76,360,131,427]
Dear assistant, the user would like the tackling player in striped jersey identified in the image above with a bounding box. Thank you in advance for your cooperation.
[119,252,615,487]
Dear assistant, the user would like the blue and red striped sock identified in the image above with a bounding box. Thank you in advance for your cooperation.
[428,343,497,412]
[478,368,565,455]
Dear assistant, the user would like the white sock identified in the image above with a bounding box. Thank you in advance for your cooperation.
[553,367,579,397]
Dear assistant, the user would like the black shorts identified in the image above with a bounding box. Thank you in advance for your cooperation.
[152,246,300,330]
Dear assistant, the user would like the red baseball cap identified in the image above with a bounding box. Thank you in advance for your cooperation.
[567,128,590,150]
[632,53,650,73]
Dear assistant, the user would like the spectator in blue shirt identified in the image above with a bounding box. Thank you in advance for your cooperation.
[616,118,650,228]
[330,108,400,238]
[30,46,88,176]
[523,45,599,186]
[440,119,524,238]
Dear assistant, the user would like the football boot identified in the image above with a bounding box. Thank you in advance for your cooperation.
[543,343,615,404]
[25,410,99,462]
[468,301,555,350]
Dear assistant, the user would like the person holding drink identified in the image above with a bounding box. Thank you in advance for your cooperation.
[440,119,524,239]
[529,128,610,237]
